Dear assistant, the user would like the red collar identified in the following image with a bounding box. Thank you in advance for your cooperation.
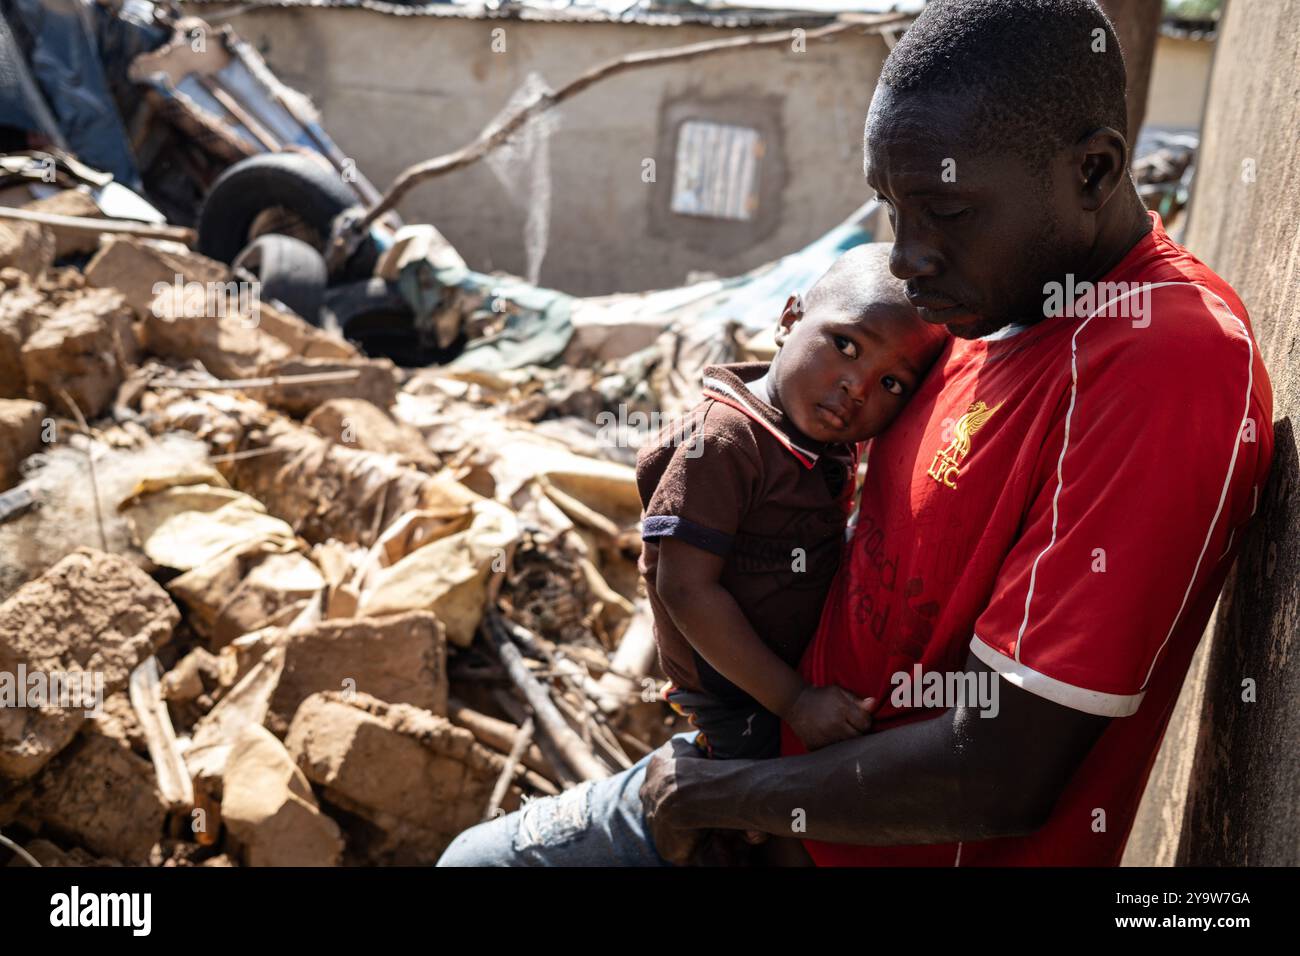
[701,365,829,470]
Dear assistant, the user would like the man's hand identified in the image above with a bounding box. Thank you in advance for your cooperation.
[641,736,715,866]
[784,686,877,751]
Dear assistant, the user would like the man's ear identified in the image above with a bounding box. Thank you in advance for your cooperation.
[1073,127,1129,213]
[775,293,804,346]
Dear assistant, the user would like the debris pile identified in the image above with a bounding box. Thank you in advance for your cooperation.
[0,210,684,868]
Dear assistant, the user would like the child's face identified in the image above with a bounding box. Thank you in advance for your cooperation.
[770,294,946,444]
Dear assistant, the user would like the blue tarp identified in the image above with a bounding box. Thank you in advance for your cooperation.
[450,198,879,371]
[0,0,159,189]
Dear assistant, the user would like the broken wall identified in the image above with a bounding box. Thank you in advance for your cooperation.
[193,7,892,297]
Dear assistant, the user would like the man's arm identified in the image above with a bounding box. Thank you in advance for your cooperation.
[642,651,1109,859]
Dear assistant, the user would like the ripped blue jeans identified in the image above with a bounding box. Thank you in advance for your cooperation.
[434,732,695,867]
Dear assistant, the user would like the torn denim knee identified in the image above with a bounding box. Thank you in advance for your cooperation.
[513,781,595,852]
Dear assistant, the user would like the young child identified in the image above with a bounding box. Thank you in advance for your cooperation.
[636,243,948,759]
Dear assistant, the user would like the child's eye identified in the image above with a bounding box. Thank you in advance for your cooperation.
[882,376,905,396]
[833,334,858,359]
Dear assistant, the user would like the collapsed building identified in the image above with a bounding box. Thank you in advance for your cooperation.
[0,0,1215,867]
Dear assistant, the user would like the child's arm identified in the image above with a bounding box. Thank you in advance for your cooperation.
[656,537,876,750]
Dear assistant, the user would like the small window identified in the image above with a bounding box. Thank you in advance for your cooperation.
[670,120,763,221]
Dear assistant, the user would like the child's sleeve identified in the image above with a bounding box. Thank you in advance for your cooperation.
[641,415,763,557]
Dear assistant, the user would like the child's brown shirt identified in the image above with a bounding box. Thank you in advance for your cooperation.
[635,362,858,707]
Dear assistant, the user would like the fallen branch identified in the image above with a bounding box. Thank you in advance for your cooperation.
[448,697,556,783]
[484,610,610,781]
[537,475,622,539]
[551,686,595,746]
[583,707,635,771]
[594,601,658,713]
[493,689,579,789]
[616,729,654,760]
[0,829,41,867]
[55,390,107,553]
[128,656,195,810]
[151,369,362,391]
[484,717,534,821]
[355,13,908,230]
[0,205,196,244]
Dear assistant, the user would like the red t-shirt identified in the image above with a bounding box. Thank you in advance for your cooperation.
[781,213,1274,866]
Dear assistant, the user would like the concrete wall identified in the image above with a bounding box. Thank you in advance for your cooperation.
[212,8,889,296]
[1121,619,1213,865]
[1172,0,1299,866]
[1145,33,1215,129]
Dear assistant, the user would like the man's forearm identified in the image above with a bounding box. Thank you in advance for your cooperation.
[668,707,1028,846]
[644,653,1110,851]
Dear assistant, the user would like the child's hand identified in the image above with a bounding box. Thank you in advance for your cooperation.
[785,685,877,751]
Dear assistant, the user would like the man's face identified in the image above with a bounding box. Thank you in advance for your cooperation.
[864,87,1089,339]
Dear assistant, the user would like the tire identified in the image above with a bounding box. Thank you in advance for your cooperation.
[233,234,328,326]
[197,152,378,279]
[324,278,465,367]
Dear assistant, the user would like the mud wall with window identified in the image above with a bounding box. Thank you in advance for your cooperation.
[204,7,890,296]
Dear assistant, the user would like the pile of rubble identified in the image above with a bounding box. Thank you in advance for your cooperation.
[0,209,681,867]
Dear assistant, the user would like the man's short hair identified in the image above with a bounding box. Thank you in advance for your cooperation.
[878,0,1130,165]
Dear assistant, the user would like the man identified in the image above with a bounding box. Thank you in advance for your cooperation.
[437,0,1273,867]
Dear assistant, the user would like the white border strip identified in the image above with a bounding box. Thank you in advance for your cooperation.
[972,634,1144,717]
[1013,282,1255,696]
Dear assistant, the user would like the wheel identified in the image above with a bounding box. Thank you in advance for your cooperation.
[324,278,465,367]
[232,234,328,326]
[197,152,378,279]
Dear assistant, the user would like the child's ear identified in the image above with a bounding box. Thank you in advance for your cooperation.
[775,293,804,346]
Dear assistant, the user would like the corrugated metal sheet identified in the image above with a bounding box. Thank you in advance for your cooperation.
[670,119,761,220]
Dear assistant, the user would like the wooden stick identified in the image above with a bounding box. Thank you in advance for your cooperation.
[55,389,107,553]
[556,673,635,771]
[518,769,560,797]
[616,729,654,760]
[492,689,579,789]
[0,830,41,867]
[151,369,362,391]
[128,656,195,810]
[198,74,282,152]
[207,446,291,464]
[484,613,610,780]
[484,717,534,821]
[357,14,907,229]
[447,697,555,782]
[584,709,634,771]
[551,688,594,746]
[537,475,622,539]
[0,205,195,244]
[595,601,658,713]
